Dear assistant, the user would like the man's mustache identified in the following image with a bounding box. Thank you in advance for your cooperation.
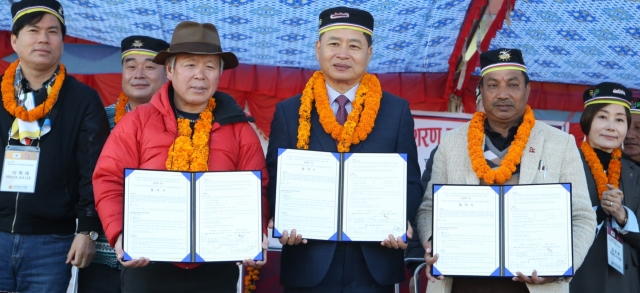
[492,100,515,107]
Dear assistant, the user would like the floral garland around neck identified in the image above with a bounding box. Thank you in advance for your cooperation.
[165,98,216,171]
[296,71,382,152]
[114,92,129,124]
[2,59,65,122]
[467,105,536,184]
[580,141,621,200]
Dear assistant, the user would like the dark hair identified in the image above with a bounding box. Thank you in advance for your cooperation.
[319,32,373,47]
[479,71,530,87]
[12,12,66,38]
[580,103,632,135]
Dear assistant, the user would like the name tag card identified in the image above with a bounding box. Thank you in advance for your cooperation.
[1,145,39,193]
[607,222,624,275]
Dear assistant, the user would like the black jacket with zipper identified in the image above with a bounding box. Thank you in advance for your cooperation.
[0,74,109,234]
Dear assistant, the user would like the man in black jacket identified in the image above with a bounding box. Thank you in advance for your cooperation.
[0,1,109,292]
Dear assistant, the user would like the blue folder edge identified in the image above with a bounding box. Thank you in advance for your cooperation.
[432,265,442,276]
[194,253,205,262]
[491,186,500,195]
[328,231,351,241]
[399,153,407,162]
[504,268,514,277]
[504,185,513,194]
[344,153,352,160]
[181,172,191,181]
[251,170,261,179]
[124,169,134,178]
[402,233,407,243]
[194,172,204,181]
[561,183,571,193]
[273,228,282,238]
[122,251,132,261]
[563,266,574,276]
[433,184,443,194]
[253,251,264,261]
[277,148,286,156]
[332,152,340,161]
[181,253,192,262]
[490,267,501,276]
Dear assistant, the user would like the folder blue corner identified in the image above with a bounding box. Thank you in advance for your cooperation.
[123,251,132,261]
[273,228,282,238]
[432,265,442,276]
[253,251,264,261]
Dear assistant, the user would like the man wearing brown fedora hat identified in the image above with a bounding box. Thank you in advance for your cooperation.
[266,6,422,293]
[93,21,269,292]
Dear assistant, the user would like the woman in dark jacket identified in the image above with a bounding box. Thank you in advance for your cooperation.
[571,82,640,293]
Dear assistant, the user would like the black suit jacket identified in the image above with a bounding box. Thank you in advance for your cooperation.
[570,154,640,293]
[266,91,423,287]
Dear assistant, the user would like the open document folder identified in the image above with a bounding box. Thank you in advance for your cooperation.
[432,184,573,277]
[274,148,407,242]
[122,169,264,263]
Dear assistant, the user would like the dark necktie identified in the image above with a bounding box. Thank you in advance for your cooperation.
[336,95,349,125]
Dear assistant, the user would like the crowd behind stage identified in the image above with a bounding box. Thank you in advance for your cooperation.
[0,1,638,293]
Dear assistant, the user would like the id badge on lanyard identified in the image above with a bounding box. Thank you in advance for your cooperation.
[0,145,39,193]
[606,220,625,275]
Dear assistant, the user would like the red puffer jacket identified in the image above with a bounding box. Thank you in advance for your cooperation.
[93,82,269,253]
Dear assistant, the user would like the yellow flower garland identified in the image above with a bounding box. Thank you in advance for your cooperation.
[467,105,536,184]
[296,71,382,152]
[166,98,216,171]
[114,92,128,124]
[2,59,65,122]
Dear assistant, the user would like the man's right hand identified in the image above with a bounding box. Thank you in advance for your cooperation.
[278,229,308,246]
[115,233,150,268]
[424,241,444,283]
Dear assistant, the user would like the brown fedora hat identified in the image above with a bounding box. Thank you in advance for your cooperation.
[152,21,238,70]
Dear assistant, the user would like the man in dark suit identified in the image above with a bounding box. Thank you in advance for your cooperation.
[266,6,422,293]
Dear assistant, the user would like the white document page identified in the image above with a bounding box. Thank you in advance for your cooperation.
[504,184,572,276]
[432,185,500,276]
[123,170,191,262]
[195,171,262,262]
[275,149,339,240]
[342,153,406,241]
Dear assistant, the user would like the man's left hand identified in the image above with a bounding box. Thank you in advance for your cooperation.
[66,234,96,268]
[513,270,557,285]
[381,221,413,250]
[240,233,269,268]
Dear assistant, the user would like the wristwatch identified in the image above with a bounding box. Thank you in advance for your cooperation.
[79,231,99,242]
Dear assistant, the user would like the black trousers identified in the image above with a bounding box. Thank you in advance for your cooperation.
[121,262,238,293]
[77,264,121,293]
[284,242,394,293]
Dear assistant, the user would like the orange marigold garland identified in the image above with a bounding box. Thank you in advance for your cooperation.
[114,92,129,124]
[467,105,536,184]
[244,266,261,293]
[296,71,382,152]
[2,59,65,121]
[165,98,216,171]
[580,141,621,200]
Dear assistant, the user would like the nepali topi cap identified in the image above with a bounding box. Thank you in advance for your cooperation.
[583,82,632,109]
[121,36,170,60]
[318,6,374,36]
[480,48,527,77]
[12,0,64,25]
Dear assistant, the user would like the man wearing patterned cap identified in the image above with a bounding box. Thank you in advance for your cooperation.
[266,6,422,292]
[623,98,640,167]
[78,35,169,293]
[104,35,169,129]
[416,48,596,293]
[0,0,109,292]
